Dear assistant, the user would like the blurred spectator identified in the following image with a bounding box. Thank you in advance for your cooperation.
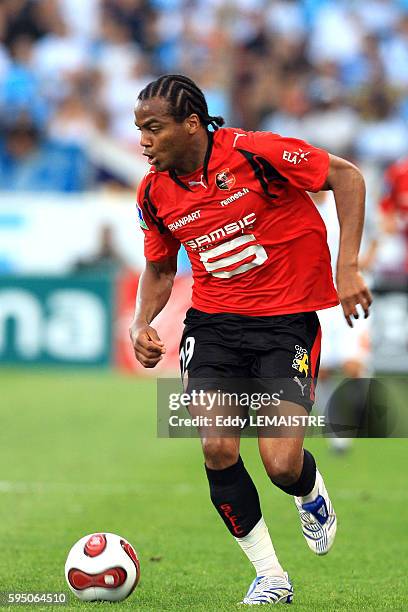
[0,35,48,126]
[102,0,154,50]
[47,92,99,146]
[265,0,306,42]
[354,88,408,165]
[73,224,127,274]
[0,0,407,195]
[380,14,408,88]
[94,10,149,143]
[195,66,231,127]
[261,79,310,139]
[58,0,101,42]
[354,0,402,39]
[95,10,142,84]
[0,5,10,78]
[340,34,385,90]
[304,63,360,155]
[307,2,363,65]
[32,2,91,104]
[2,0,47,48]
[97,54,154,144]
[0,118,91,191]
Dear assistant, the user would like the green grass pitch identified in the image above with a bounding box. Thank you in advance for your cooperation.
[0,370,406,611]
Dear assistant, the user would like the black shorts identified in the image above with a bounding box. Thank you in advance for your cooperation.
[179,308,321,413]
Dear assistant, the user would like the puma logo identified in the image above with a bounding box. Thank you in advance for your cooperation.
[188,175,207,189]
[294,376,307,397]
[233,132,247,147]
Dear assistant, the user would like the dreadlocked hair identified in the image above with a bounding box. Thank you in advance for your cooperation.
[138,74,225,131]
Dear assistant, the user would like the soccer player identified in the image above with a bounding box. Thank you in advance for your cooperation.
[313,190,377,452]
[379,157,408,274]
[129,75,372,605]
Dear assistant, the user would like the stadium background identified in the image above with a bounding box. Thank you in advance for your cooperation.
[0,1,407,609]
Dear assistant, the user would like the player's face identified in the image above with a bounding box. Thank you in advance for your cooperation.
[134,97,195,173]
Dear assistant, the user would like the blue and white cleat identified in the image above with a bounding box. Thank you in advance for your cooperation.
[295,470,337,555]
[240,572,293,605]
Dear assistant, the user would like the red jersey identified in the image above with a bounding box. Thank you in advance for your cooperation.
[380,157,408,272]
[136,128,339,316]
[380,157,408,223]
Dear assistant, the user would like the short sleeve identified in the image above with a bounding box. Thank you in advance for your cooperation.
[245,132,329,192]
[136,175,180,262]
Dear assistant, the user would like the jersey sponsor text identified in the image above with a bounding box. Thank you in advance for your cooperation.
[168,210,201,232]
[185,212,256,250]
[220,188,250,207]
[282,149,310,165]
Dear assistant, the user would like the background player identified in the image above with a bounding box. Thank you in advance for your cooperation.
[313,190,378,452]
[379,157,408,276]
[129,75,372,605]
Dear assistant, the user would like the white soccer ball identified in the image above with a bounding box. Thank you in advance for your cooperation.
[65,533,140,602]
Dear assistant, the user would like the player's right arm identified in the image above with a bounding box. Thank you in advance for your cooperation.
[129,255,178,368]
[129,172,180,368]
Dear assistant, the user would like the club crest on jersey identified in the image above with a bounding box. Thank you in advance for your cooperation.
[215,168,236,191]
[137,206,149,230]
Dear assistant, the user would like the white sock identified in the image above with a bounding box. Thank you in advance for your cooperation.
[234,516,284,577]
[300,470,320,504]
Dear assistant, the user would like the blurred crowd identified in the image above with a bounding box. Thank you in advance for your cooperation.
[1,0,408,173]
[0,0,407,274]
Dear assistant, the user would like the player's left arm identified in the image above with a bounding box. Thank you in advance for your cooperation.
[321,154,373,327]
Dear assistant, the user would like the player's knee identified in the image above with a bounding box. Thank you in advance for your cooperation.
[343,359,364,378]
[264,455,301,486]
[202,438,239,470]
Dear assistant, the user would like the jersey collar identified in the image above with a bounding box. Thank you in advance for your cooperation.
[168,131,214,191]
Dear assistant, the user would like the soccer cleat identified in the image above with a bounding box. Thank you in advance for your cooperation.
[294,470,337,555]
[240,572,293,605]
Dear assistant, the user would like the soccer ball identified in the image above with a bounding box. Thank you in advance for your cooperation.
[65,533,140,602]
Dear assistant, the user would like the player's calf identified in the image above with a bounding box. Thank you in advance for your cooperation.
[262,443,316,498]
[205,456,287,584]
[205,455,261,537]
[262,445,337,556]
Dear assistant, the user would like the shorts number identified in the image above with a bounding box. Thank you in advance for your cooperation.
[180,336,195,376]
[199,234,267,278]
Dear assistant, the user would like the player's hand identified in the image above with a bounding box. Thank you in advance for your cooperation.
[129,322,166,368]
[336,266,373,328]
